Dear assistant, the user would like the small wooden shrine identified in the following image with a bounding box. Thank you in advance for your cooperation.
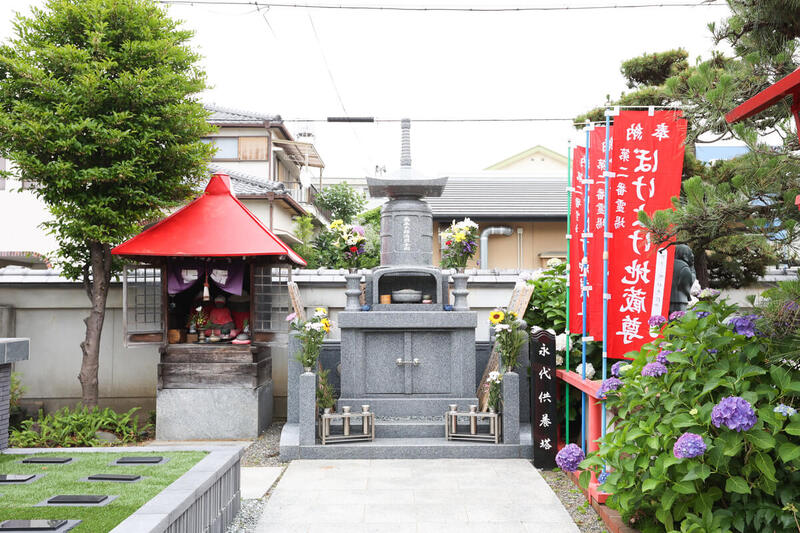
[112,173,305,439]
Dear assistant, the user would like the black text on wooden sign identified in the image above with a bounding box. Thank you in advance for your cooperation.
[529,329,557,469]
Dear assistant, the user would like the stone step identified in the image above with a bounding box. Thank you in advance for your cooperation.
[328,416,491,438]
[279,423,533,461]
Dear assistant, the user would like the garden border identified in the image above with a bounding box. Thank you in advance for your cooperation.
[2,444,244,533]
[565,469,639,533]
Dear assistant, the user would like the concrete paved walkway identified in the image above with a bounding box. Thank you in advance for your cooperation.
[255,459,579,533]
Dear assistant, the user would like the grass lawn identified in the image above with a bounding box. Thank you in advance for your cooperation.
[0,451,207,532]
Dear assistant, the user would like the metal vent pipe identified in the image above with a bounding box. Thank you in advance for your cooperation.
[479,226,513,269]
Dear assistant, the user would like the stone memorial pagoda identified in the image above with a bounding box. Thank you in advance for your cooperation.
[281,120,530,459]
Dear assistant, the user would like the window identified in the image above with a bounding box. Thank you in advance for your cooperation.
[122,265,164,346]
[202,137,239,160]
[253,265,289,332]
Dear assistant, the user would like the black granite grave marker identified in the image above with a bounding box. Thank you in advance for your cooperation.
[47,495,107,505]
[87,474,141,482]
[116,456,162,464]
[21,457,71,464]
[529,329,558,469]
[0,520,68,531]
[0,474,35,483]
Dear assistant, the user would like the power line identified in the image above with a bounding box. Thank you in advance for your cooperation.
[158,0,727,12]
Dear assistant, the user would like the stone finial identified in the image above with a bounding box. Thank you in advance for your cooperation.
[400,118,411,168]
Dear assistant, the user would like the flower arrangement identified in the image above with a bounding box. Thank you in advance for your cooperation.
[486,371,503,411]
[329,219,367,270]
[440,218,479,270]
[289,307,332,369]
[188,307,208,332]
[489,309,528,371]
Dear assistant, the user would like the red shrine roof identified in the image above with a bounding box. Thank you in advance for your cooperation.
[112,173,306,265]
[726,67,800,124]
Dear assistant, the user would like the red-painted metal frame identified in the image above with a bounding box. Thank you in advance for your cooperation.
[556,369,609,504]
[726,68,800,211]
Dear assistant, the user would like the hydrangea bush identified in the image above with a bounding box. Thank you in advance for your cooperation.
[578,297,800,533]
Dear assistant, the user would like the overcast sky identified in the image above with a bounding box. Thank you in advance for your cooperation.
[1,1,729,177]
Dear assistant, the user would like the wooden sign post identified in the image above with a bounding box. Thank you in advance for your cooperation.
[529,328,557,469]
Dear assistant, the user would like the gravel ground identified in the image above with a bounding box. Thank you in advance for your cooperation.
[226,498,267,533]
[241,422,286,467]
[540,467,608,533]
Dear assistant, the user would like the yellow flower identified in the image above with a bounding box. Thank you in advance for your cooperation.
[508,311,518,319]
[489,310,505,324]
[330,219,344,229]
[454,232,466,243]
[315,307,327,317]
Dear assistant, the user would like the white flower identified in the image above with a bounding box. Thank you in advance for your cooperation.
[459,217,478,229]
[619,364,633,375]
[520,269,545,283]
[493,324,511,333]
[555,333,567,352]
[546,258,562,268]
[313,310,327,318]
[556,354,564,366]
[575,362,595,380]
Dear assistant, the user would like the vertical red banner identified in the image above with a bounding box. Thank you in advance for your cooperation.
[568,146,586,332]
[607,110,687,359]
[587,127,609,340]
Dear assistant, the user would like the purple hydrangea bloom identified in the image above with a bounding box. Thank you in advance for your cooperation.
[641,362,668,377]
[774,404,798,417]
[668,310,686,321]
[656,350,673,365]
[597,377,624,399]
[673,432,706,459]
[598,470,609,485]
[555,443,585,472]
[729,315,761,338]
[611,361,625,378]
[351,225,365,236]
[696,311,710,319]
[711,396,757,432]
[648,315,667,328]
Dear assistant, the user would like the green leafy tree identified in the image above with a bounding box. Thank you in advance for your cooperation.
[0,0,214,406]
[314,182,366,223]
[291,214,316,265]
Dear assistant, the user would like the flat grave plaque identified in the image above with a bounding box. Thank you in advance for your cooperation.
[0,475,35,483]
[87,474,141,482]
[47,495,107,505]
[21,458,72,465]
[0,520,68,531]
[115,456,163,464]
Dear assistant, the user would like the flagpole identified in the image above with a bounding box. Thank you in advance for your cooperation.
[601,109,614,440]
[565,140,572,446]
[581,121,591,454]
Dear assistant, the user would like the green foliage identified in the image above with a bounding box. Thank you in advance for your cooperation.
[707,235,777,289]
[316,368,337,410]
[314,182,366,223]
[523,261,567,334]
[291,214,316,264]
[294,208,380,269]
[10,406,150,447]
[0,0,214,281]
[621,49,689,89]
[490,310,527,371]
[9,372,26,410]
[579,298,800,533]
[290,309,331,368]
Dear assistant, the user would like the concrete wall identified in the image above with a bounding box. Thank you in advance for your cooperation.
[433,220,567,270]
[0,270,523,420]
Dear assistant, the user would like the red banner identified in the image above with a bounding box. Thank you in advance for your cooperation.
[568,146,586,332]
[587,127,609,340]
[606,110,687,358]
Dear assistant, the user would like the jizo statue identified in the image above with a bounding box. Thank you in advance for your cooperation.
[670,244,696,313]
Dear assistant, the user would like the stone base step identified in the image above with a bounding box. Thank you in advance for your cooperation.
[279,423,532,461]
[328,416,491,438]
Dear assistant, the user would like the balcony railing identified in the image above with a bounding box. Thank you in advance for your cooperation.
[283,182,332,222]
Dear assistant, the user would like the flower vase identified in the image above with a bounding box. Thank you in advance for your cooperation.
[452,270,469,311]
[345,270,361,311]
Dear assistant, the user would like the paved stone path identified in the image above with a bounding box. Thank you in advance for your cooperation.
[254,459,579,533]
[241,466,284,499]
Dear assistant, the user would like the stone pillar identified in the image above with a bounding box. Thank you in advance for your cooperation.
[344,272,362,310]
[502,371,520,445]
[286,332,302,424]
[0,306,14,338]
[451,272,469,311]
[0,338,29,451]
[298,371,317,446]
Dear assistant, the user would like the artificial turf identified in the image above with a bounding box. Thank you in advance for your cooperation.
[0,451,207,532]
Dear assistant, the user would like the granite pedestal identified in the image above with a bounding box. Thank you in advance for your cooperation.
[0,338,30,451]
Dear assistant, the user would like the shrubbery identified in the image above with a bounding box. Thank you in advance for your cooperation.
[579,296,800,533]
[10,406,151,448]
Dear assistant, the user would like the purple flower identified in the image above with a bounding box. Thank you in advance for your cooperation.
[774,404,797,417]
[729,315,761,338]
[656,350,673,366]
[668,310,686,321]
[711,396,757,432]
[696,311,710,319]
[611,361,625,378]
[555,443,585,472]
[641,362,668,377]
[598,470,609,485]
[648,315,667,328]
[673,433,706,459]
[597,377,624,399]
[351,225,365,236]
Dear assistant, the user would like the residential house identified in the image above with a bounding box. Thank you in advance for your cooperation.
[427,145,569,270]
